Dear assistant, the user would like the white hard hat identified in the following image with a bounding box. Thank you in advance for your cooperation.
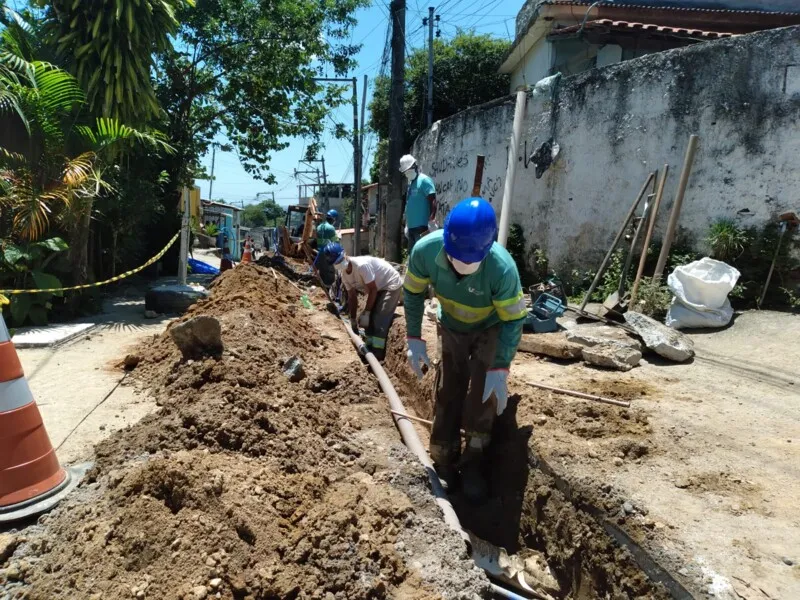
[399,154,416,173]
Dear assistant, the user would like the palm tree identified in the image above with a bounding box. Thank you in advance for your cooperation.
[0,10,173,284]
[34,0,194,124]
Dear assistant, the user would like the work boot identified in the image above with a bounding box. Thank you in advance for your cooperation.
[434,462,458,493]
[460,457,489,504]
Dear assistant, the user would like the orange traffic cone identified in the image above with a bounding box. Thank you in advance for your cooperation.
[241,238,252,264]
[0,315,78,521]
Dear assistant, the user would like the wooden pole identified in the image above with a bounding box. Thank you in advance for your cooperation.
[653,135,699,281]
[472,155,485,196]
[630,164,669,305]
[525,381,631,408]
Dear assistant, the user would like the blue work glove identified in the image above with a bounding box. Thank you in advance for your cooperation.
[406,337,431,379]
[482,368,509,416]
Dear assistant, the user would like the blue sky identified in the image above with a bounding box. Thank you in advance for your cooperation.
[194,0,522,208]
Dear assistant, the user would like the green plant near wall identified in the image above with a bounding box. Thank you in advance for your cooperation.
[706,218,750,262]
[630,277,672,318]
[0,237,68,326]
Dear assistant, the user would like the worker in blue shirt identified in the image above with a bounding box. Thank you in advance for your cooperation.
[403,197,526,503]
[399,154,438,253]
[313,209,339,288]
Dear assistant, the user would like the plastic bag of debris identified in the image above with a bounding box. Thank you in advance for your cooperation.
[666,257,740,329]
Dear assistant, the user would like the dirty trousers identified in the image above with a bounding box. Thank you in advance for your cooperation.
[430,323,500,467]
[366,287,402,360]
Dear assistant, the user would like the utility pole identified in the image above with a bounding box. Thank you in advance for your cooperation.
[386,0,406,262]
[208,145,216,201]
[426,7,434,127]
[352,77,361,255]
[359,74,368,249]
[320,157,328,214]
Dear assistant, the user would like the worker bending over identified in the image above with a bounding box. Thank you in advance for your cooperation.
[313,209,339,287]
[404,197,526,503]
[323,243,402,360]
[399,154,438,253]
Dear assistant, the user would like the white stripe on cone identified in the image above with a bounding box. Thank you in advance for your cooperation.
[0,377,35,413]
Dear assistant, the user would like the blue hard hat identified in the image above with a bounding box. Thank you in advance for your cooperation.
[323,242,345,264]
[326,209,339,221]
[443,197,497,263]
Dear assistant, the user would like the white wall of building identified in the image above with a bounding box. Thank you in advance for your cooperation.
[510,38,553,91]
[414,27,800,273]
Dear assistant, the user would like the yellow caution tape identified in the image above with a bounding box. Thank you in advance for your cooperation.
[0,232,181,295]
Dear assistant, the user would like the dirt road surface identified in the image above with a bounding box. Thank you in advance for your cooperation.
[2,260,798,600]
[507,310,800,599]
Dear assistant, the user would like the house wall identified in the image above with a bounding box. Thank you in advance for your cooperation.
[510,38,553,91]
[413,26,800,273]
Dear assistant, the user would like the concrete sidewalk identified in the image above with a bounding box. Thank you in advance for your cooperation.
[16,295,172,464]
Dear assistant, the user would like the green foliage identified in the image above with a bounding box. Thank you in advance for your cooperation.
[242,199,286,228]
[630,277,671,318]
[706,218,750,262]
[35,0,192,124]
[368,32,510,177]
[204,222,219,237]
[157,0,368,185]
[506,223,534,287]
[0,236,68,326]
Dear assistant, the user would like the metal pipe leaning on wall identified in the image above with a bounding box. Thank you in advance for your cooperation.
[498,90,527,248]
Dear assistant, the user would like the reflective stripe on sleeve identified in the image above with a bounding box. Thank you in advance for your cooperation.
[493,291,528,321]
[403,270,430,294]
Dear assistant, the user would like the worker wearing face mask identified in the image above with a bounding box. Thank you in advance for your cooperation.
[399,154,438,254]
[323,243,403,360]
[403,197,526,503]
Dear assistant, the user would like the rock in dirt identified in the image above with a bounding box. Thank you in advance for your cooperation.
[518,332,583,360]
[0,534,21,564]
[282,356,306,382]
[123,354,141,371]
[566,323,643,352]
[624,311,694,362]
[581,342,641,371]
[169,316,223,359]
[191,585,208,599]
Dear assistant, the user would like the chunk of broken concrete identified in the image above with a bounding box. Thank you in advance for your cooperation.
[624,311,694,362]
[518,332,583,360]
[565,323,643,352]
[169,316,223,359]
[282,356,306,382]
[581,341,641,371]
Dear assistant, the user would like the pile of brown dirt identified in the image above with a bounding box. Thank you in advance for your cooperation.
[1,265,487,600]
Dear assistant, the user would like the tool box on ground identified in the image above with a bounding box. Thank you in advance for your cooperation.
[525,293,565,333]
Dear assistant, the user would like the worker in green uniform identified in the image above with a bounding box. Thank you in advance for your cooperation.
[313,209,339,288]
[403,197,526,503]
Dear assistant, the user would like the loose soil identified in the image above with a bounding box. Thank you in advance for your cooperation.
[0,265,486,600]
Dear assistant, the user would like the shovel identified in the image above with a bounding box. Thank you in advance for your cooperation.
[603,193,654,314]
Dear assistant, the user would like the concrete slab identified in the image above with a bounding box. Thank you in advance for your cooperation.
[12,323,96,349]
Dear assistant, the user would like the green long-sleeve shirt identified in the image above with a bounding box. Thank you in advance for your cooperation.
[403,230,526,369]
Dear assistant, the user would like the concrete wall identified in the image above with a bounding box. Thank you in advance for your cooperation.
[413,26,800,273]
[510,39,552,91]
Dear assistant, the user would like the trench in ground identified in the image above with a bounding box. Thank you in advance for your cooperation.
[381,321,691,600]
